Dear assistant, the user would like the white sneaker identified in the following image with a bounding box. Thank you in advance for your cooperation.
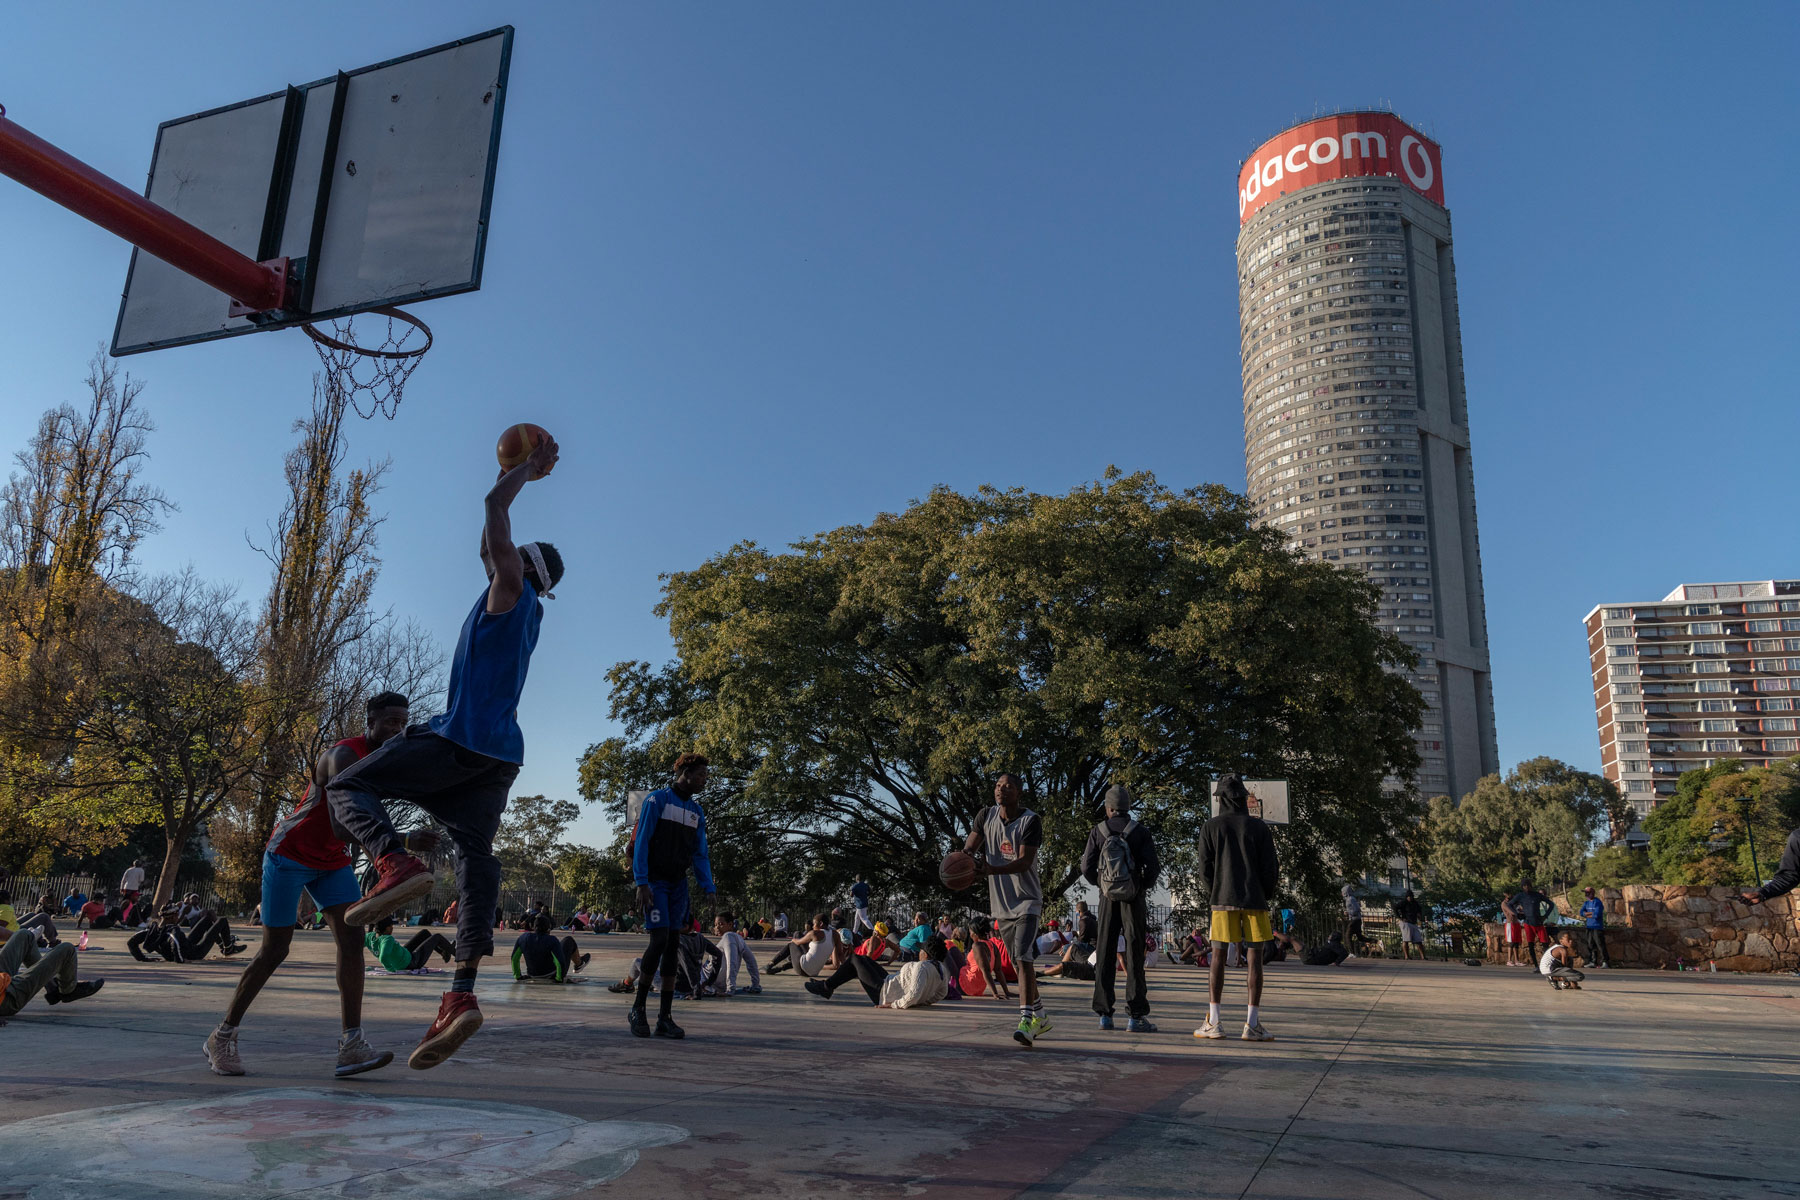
[204,1028,244,1076]
[1194,1019,1225,1040]
[1241,1022,1275,1042]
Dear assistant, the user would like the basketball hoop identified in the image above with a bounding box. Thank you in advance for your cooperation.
[305,305,432,419]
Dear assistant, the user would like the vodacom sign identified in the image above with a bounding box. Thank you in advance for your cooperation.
[1238,113,1443,225]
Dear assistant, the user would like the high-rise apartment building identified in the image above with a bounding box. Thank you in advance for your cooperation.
[1586,579,1800,823]
[1234,112,1498,801]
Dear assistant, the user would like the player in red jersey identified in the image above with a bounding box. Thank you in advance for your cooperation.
[203,692,431,1078]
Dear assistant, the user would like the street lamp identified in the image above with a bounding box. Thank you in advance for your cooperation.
[1739,795,1763,885]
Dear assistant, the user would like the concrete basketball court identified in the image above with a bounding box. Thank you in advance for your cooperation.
[4,928,1797,1199]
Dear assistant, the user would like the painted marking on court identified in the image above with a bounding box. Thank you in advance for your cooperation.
[0,1088,686,1199]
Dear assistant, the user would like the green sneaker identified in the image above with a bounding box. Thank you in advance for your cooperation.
[1012,1017,1035,1047]
[1030,1014,1053,1039]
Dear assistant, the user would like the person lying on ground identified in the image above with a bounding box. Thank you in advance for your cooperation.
[1302,931,1348,966]
[0,928,104,1024]
[128,907,245,962]
[806,935,953,1009]
[1541,930,1585,990]
[511,913,589,981]
[1036,940,1097,982]
[369,917,458,974]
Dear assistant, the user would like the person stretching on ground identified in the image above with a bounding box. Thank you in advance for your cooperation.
[707,913,761,994]
[807,935,953,1009]
[131,907,244,963]
[1541,930,1585,990]
[629,753,717,1039]
[956,919,1015,1001]
[78,892,120,930]
[511,913,589,981]
[766,913,834,977]
[0,928,103,1024]
[1196,773,1280,1042]
[1303,931,1349,966]
[856,922,903,965]
[206,692,414,1079]
[1036,940,1097,982]
[369,917,457,974]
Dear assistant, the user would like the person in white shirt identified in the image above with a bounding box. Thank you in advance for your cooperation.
[772,912,789,937]
[1540,931,1585,990]
[708,912,762,994]
[120,861,146,901]
[1035,927,1068,959]
[804,935,952,1009]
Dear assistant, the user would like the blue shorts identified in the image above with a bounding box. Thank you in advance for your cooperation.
[260,850,360,927]
[642,879,690,933]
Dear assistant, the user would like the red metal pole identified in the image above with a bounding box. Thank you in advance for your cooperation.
[0,111,287,312]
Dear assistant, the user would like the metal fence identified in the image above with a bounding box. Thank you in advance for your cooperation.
[0,873,101,910]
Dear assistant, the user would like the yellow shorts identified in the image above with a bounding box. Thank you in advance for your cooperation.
[1209,908,1273,944]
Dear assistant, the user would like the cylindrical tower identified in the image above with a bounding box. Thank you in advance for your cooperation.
[1235,111,1498,801]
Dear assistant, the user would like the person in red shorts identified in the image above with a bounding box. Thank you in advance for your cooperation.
[204,692,424,1078]
[1509,880,1551,954]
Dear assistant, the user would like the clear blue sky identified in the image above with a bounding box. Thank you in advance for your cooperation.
[3,4,1795,850]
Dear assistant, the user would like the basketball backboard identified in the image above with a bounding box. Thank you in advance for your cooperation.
[109,27,511,356]
[1211,778,1290,824]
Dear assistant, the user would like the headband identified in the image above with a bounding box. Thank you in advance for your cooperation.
[521,542,555,599]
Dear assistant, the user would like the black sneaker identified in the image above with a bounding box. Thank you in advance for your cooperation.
[628,1007,651,1038]
[47,979,105,1005]
[804,980,832,1000]
[654,1014,685,1039]
[223,943,247,957]
[577,953,591,971]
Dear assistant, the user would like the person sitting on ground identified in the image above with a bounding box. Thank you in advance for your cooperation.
[128,906,245,962]
[772,911,789,938]
[856,922,903,965]
[62,887,88,917]
[1263,930,1302,963]
[676,916,724,997]
[511,913,590,982]
[897,912,935,958]
[766,913,835,978]
[706,912,762,995]
[367,917,457,974]
[807,935,953,1009]
[0,891,19,937]
[1036,939,1097,982]
[1034,924,1069,961]
[19,894,61,945]
[1302,931,1348,966]
[957,918,1015,1001]
[1540,930,1585,990]
[78,892,119,930]
[0,928,104,1024]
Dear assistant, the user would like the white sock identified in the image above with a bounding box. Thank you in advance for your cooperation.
[1246,1005,1260,1027]
[1207,1002,1220,1024]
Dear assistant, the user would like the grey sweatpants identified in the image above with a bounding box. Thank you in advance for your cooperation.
[0,929,77,1018]
[327,725,518,963]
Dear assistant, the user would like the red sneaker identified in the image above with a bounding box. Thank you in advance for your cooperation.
[409,990,483,1070]
[345,852,435,926]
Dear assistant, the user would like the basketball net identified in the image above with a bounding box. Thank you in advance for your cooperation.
[305,306,433,420]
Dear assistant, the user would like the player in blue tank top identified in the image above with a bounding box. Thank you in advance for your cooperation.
[326,431,562,1070]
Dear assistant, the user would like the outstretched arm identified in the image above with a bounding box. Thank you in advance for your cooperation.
[483,435,559,615]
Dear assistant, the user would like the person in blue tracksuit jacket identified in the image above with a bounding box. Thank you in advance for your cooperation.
[629,753,715,1040]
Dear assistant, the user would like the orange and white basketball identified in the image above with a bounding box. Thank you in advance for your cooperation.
[496,423,554,478]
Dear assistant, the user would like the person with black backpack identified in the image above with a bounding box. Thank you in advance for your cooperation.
[1079,783,1161,1033]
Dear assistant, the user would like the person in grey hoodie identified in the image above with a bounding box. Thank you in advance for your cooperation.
[1196,774,1280,1042]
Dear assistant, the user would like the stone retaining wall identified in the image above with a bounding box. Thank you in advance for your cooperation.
[1551,885,1800,971]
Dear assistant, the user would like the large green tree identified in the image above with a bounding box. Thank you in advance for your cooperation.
[1422,757,1622,900]
[580,471,1423,906]
[1645,758,1799,886]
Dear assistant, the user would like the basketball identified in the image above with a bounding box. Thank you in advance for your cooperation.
[496,422,555,478]
[939,850,977,891]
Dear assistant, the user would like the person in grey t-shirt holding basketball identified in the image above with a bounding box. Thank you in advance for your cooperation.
[964,773,1050,1048]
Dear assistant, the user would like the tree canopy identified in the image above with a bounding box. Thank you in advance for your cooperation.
[580,471,1423,907]
[1644,758,1800,886]
[1421,757,1622,901]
